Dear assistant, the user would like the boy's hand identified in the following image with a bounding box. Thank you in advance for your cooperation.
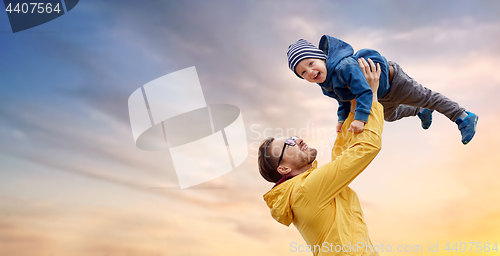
[336,121,344,133]
[348,120,365,133]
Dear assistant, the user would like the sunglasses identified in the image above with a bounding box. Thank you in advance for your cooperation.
[276,136,300,168]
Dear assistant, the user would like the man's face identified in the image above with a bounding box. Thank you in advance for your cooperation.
[271,136,318,170]
[295,58,327,83]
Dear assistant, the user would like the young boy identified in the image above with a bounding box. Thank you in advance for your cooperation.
[287,36,478,145]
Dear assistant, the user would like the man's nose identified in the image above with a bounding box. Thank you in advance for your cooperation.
[296,138,304,145]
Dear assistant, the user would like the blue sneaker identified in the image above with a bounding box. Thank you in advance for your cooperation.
[455,111,478,145]
[417,109,434,130]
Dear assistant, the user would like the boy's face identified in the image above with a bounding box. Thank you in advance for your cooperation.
[295,58,327,83]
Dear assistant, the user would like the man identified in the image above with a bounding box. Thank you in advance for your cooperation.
[258,58,383,255]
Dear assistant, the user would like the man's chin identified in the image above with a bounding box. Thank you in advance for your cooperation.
[306,148,318,164]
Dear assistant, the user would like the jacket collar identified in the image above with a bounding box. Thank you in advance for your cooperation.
[271,161,318,189]
[272,173,298,189]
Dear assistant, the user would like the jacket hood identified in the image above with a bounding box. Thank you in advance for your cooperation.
[262,162,317,227]
[318,35,354,88]
[263,180,295,226]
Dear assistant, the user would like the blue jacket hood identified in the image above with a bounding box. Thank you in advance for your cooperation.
[318,35,353,88]
[316,35,390,122]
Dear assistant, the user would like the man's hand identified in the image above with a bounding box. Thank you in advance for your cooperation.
[336,121,344,133]
[348,120,365,133]
[344,58,379,134]
[358,57,381,101]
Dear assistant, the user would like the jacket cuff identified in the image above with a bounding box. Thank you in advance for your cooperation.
[338,114,348,123]
[354,111,370,123]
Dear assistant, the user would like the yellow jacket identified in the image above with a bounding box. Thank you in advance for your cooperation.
[263,102,384,256]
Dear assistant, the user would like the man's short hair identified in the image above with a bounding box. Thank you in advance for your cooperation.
[258,137,282,183]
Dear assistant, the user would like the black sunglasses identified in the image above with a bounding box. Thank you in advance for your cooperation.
[276,136,300,168]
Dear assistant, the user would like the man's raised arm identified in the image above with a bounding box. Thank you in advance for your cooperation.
[303,58,383,208]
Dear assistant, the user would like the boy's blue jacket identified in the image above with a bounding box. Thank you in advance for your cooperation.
[318,35,391,122]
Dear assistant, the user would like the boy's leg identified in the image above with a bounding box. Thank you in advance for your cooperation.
[379,101,421,122]
[384,61,466,122]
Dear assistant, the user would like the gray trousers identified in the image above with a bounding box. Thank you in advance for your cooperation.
[379,61,466,122]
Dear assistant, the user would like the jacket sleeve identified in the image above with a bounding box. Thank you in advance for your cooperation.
[321,87,351,122]
[337,100,351,123]
[302,102,383,208]
[337,58,373,122]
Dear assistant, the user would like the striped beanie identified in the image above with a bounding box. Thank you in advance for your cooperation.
[287,39,327,78]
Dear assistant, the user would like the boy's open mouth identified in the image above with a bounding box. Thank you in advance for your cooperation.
[314,72,320,80]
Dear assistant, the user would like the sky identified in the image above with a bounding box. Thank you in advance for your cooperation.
[1,0,500,255]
